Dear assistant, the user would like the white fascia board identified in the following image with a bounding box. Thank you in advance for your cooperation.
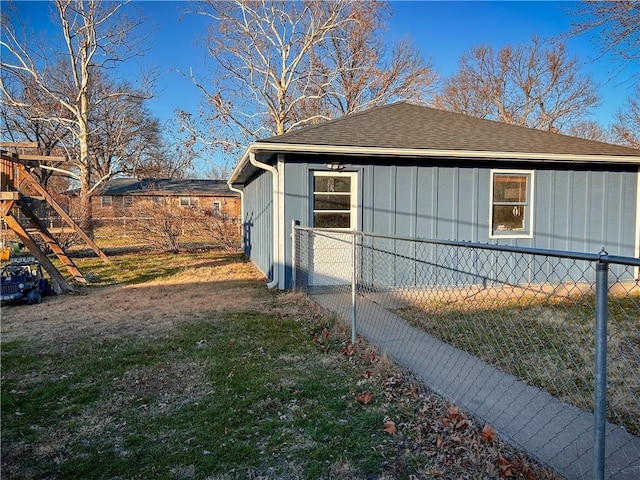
[229,142,640,185]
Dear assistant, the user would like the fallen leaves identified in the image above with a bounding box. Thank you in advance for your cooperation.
[396,393,551,479]
[441,405,470,430]
[409,384,419,398]
[498,455,514,477]
[341,342,355,357]
[383,420,397,435]
[481,424,497,442]
[447,405,461,419]
[311,325,333,351]
[356,392,373,405]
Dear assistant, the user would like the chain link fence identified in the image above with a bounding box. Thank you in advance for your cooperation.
[9,214,242,252]
[2,197,241,253]
[293,227,640,480]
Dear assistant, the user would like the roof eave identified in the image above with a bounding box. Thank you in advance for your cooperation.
[228,142,640,186]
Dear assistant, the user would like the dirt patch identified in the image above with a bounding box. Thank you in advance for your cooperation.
[1,256,273,345]
[0,255,326,349]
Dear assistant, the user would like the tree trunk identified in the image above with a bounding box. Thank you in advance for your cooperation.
[78,163,93,238]
[78,97,93,237]
[77,50,94,238]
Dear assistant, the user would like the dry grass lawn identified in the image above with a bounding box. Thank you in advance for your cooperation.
[1,252,273,345]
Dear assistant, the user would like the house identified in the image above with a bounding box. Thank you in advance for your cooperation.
[68,178,241,219]
[227,102,640,289]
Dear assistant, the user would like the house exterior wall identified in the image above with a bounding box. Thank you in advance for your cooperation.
[277,155,638,287]
[363,162,637,255]
[71,194,241,219]
[283,161,319,287]
[242,169,274,280]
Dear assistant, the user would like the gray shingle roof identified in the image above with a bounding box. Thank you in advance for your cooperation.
[261,102,639,157]
[92,178,238,196]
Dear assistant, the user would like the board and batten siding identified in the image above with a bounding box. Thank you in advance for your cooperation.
[536,169,637,255]
[278,157,637,287]
[282,161,313,288]
[363,164,487,242]
[242,169,274,281]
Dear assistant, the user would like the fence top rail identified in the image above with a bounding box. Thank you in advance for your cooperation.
[293,226,640,267]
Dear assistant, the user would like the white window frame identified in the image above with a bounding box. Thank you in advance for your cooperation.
[100,196,113,207]
[489,169,534,239]
[212,200,222,214]
[123,196,134,209]
[179,196,200,208]
[311,171,358,229]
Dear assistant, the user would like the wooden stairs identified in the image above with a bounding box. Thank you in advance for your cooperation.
[1,146,110,294]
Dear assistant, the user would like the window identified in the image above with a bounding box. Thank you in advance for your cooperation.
[312,172,357,228]
[152,196,164,205]
[490,170,533,237]
[100,196,112,208]
[123,196,134,208]
[179,197,200,208]
[212,200,222,215]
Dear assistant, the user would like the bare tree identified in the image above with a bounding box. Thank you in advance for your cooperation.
[0,75,73,188]
[201,162,233,181]
[312,1,438,117]
[192,211,241,253]
[567,1,639,77]
[181,0,436,159]
[181,0,355,155]
[566,120,610,143]
[433,36,600,133]
[128,192,239,253]
[612,84,640,148]
[566,1,639,141]
[131,131,196,180]
[88,77,162,185]
[1,0,153,233]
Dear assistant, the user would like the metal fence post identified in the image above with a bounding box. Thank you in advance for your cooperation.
[291,220,297,290]
[594,258,608,480]
[351,230,357,345]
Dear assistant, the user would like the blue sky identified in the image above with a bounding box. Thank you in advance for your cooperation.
[5,1,638,133]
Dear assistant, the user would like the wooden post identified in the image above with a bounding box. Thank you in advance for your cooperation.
[0,201,73,294]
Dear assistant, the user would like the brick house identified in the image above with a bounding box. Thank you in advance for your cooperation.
[68,178,241,219]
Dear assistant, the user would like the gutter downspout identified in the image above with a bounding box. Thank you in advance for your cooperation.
[226,181,244,252]
[249,151,279,289]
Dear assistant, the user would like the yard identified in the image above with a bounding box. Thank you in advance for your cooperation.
[389,284,640,437]
[1,249,557,479]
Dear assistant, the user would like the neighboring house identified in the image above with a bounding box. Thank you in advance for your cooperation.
[228,102,640,289]
[68,178,241,219]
